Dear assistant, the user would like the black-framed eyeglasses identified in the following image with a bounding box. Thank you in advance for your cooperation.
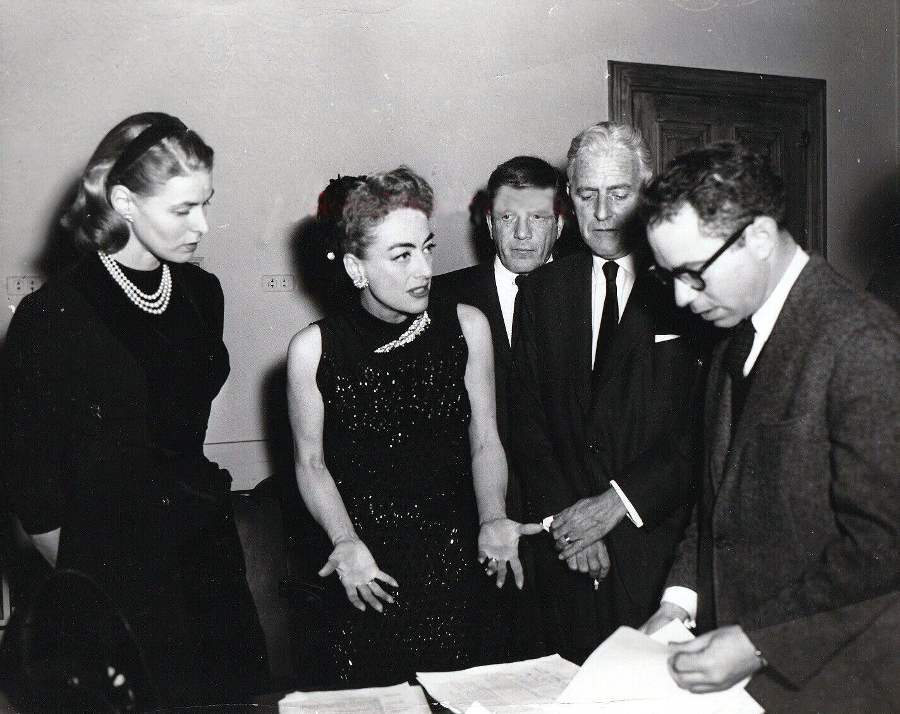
[649,219,755,292]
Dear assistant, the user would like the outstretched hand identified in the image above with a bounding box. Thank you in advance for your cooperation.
[478,517,543,589]
[319,538,399,612]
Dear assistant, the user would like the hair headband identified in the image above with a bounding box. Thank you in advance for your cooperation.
[107,116,189,186]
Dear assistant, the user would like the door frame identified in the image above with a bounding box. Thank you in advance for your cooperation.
[609,60,826,255]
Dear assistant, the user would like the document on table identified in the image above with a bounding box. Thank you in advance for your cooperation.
[556,625,764,714]
[279,682,431,714]
[417,653,579,714]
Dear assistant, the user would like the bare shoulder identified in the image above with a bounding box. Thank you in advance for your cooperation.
[287,323,322,373]
[456,302,489,331]
[456,303,492,354]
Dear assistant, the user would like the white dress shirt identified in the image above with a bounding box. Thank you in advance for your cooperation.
[590,253,637,362]
[588,254,644,528]
[662,245,810,625]
[494,255,553,343]
[494,257,521,344]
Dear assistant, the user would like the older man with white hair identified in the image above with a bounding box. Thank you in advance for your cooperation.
[508,122,712,664]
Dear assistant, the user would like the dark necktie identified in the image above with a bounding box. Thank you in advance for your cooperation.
[722,319,756,428]
[593,261,619,383]
[515,274,525,287]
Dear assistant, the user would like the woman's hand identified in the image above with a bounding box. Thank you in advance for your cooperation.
[478,517,543,589]
[318,538,399,612]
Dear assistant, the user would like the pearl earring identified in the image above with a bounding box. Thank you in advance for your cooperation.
[353,276,369,289]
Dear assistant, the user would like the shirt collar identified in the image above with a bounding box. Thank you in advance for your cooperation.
[592,252,636,279]
[750,245,809,342]
[494,254,552,285]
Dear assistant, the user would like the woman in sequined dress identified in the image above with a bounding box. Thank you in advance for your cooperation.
[287,167,541,687]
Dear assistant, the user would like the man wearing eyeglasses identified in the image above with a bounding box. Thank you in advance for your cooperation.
[508,122,712,664]
[640,142,900,712]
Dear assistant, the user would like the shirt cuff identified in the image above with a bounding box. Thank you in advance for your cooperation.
[609,480,644,528]
[661,586,698,629]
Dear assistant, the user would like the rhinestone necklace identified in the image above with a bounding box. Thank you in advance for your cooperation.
[374,311,431,353]
[98,251,172,315]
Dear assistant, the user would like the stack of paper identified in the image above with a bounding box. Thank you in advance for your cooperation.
[417,654,580,713]
[279,682,431,714]
[556,625,764,714]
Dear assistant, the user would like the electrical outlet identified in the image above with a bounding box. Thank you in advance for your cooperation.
[6,276,43,296]
[262,274,295,292]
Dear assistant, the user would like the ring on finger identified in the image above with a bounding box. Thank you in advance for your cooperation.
[563,535,572,544]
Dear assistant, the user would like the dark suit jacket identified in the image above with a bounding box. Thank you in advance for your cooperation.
[509,252,710,659]
[432,263,512,448]
[666,254,900,712]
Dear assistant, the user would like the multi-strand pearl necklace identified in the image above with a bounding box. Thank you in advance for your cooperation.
[98,251,172,315]
[374,311,431,353]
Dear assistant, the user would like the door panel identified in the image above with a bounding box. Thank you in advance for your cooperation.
[611,61,825,253]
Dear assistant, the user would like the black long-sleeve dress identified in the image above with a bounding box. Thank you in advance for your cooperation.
[314,299,489,688]
[0,253,268,706]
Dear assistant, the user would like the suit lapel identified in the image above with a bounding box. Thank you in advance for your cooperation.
[478,267,511,364]
[706,345,733,495]
[567,255,594,419]
[717,256,821,490]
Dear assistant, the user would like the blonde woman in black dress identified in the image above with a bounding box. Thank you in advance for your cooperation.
[1,113,267,706]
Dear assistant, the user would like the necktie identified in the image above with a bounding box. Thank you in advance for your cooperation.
[593,261,619,383]
[515,274,525,287]
[722,319,756,428]
[722,319,755,382]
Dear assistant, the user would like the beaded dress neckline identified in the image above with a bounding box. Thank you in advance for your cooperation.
[350,299,421,351]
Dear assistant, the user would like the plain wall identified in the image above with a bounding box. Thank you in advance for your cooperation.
[2,0,898,488]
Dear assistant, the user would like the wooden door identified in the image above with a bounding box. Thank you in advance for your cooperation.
[610,61,826,254]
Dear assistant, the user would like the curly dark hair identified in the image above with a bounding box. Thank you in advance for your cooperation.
[639,141,785,238]
[339,167,435,257]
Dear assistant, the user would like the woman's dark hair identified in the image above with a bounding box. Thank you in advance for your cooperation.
[61,112,214,253]
[339,167,435,257]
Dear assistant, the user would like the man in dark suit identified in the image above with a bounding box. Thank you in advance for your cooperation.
[640,142,900,712]
[433,156,564,662]
[433,156,564,454]
[509,122,709,664]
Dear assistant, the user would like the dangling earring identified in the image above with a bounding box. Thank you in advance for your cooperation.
[353,275,369,289]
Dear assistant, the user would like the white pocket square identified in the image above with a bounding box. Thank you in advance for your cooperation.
[654,334,680,342]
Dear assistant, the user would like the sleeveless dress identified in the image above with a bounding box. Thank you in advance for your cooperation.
[315,298,487,687]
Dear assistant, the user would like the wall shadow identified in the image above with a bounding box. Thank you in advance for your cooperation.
[848,169,900,311]
[34,175,84,279]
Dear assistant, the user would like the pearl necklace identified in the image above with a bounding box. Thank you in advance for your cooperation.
[374,311,431,353]
[98,251,172,315]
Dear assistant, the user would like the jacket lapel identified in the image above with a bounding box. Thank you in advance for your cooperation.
[716,256,821,491]
[479,268,511,364]
[567,255,594,419]
[706,345,733,495]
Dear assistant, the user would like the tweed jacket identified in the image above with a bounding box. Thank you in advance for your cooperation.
[666,254,900,710]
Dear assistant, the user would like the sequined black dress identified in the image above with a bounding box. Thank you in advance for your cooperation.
[315,299,486,687]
